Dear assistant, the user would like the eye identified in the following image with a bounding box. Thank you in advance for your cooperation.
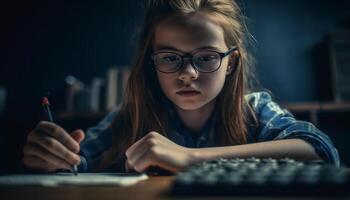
[195,53,219,62]
[159,54,180,63]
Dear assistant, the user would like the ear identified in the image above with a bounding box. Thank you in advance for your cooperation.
[226,50,239,75]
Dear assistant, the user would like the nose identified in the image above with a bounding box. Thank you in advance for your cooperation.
[178,59,198,82]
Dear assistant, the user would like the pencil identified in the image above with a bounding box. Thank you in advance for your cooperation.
[41,97,78,176]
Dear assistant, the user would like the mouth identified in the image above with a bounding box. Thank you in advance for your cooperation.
[176,90,200,97]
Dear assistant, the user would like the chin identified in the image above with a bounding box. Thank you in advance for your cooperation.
[175,101,207,111]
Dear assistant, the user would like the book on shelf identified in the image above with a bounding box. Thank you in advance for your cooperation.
[105,67,119,111]
[65,76,84,113]
[105,66,130,111]
[90,78,105,112]
[63,67,130,114]
[330,29,350,102]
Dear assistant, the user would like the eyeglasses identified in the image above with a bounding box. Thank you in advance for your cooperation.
[151,46,238,73]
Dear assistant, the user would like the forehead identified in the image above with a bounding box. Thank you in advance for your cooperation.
[153,12,227,52]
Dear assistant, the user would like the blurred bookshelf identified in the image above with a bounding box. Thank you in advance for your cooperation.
[55,111,107,133]
[56,111,107,120]
[54,66,130,131]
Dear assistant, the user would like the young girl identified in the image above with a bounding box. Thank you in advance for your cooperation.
[22,0,339,173]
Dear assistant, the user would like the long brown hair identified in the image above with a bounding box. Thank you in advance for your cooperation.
[99,0,258,170]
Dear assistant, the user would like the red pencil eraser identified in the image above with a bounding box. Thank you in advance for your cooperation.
[41,97,50,106]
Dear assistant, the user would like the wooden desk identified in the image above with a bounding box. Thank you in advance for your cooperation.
[1,176,172,200]
[0,176,346,200]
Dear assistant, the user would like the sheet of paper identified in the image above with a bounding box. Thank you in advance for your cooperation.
[0,173,148,187]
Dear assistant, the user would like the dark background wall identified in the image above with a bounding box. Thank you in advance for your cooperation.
[0,0,349,172]
[243,0,349,102]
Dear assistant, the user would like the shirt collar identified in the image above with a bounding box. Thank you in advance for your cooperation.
[168,108,218,148]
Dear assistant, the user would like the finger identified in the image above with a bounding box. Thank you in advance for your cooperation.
[125,136,147,158]
[23,144,73,170]
[126,131,159,158]
[133,147,178,173]
[127,131,172,165]
[27,133,80,166]
[35,121,79,153]
[130,148,156,172]
[131,145,170,173]
[70,129,85,143]
[127,137,157,165]
[127,141,149,166]
[23,155,58,172]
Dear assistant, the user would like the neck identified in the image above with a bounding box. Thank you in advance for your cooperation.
[176,99,216,133]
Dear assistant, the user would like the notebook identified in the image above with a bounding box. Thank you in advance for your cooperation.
[0,173,148,187]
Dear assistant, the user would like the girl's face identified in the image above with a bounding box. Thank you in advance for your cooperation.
[153,12,233,111]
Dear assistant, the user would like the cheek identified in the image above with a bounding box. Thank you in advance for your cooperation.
[202,66,228,96]
[156,72,175,96]
[206,77,225,99]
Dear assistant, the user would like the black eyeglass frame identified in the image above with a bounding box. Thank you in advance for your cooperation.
[151,46,238,73]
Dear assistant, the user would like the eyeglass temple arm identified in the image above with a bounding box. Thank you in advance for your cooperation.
[223,46,238,57]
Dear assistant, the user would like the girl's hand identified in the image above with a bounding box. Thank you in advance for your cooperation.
[22,121,85,172]
[125,131,197,173]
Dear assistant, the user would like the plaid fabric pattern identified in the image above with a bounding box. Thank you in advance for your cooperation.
[78,92,340,172]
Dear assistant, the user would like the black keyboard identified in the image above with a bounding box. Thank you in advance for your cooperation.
[172,158,350,197]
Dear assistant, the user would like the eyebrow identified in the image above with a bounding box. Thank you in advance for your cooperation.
[153,45,223,53]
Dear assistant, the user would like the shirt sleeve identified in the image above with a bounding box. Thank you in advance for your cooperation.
[77,108,118,172]
[246,92,340,166]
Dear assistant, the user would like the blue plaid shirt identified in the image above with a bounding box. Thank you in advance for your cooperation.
[78,92,340,172]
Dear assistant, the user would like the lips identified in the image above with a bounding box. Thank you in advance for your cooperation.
[176,90,200,97]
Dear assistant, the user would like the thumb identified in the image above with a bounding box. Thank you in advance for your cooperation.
[70,129,85,144]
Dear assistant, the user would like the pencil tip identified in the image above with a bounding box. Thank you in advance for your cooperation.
[73,166,78,176]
